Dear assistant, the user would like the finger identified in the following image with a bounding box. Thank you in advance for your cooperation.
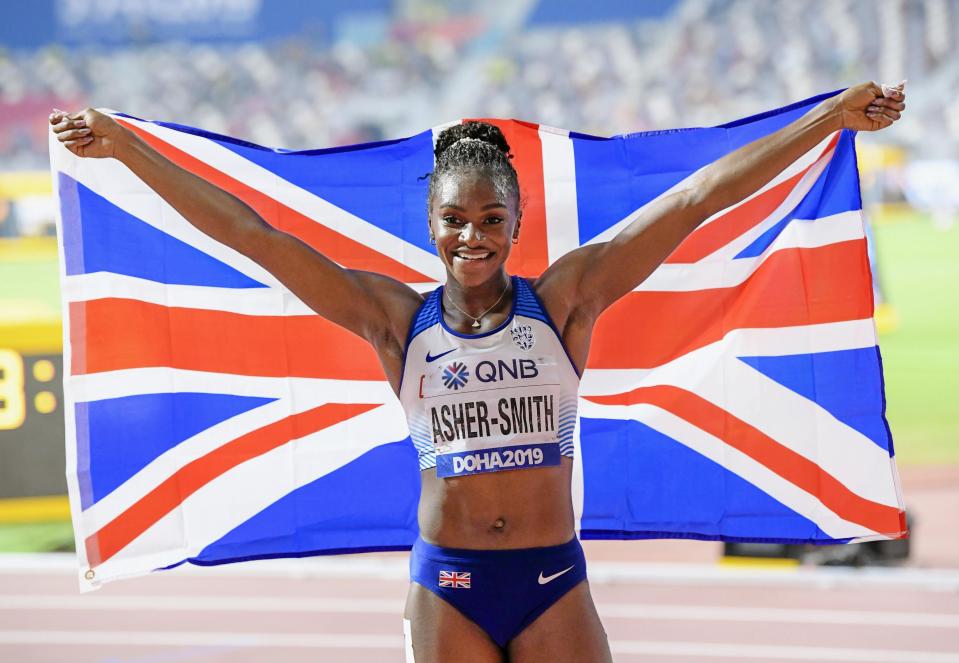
[866,108,899,123]
[872,98,905,111]
[865,111,894,128]
[52,117,87,134]
[63,137,94,148]
[49,108,70,124]
[56,128,92,142]
[866,103,901,118]
[51,117,77,133]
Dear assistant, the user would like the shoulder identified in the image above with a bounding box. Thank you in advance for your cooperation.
[531,244,605,330]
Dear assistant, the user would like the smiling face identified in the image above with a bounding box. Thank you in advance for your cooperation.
[429,169,521,288]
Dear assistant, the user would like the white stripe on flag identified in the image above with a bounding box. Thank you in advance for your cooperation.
[576,400,877,541]
[579,319,878,394]
[585,132,838,247]
[578,318,898,510]
[91,402,410,586]
[51,131,91,580]
[69,369,388,404]
[78,378,402,535]
[539,125,581,260]
[117,114,446,283]
[62,272,316,316]
[700,142,837,263]
[694,355,900,508]
[539,124,586,533]
[63,155,288,291]
[636,210,865,292]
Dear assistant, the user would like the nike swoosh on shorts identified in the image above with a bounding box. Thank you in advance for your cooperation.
[426,348,456,362]
[538,565,575,585]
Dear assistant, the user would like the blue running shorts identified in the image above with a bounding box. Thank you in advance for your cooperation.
[409,536,587,647]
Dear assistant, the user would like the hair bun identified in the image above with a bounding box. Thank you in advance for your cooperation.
[434,121,511,160]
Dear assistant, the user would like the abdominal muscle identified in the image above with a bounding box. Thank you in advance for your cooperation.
[417,457,575,549]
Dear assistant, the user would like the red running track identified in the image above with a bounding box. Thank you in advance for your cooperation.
[1,543,958,663]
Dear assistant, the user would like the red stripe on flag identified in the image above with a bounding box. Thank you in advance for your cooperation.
[468,119,549,277]
[666,133,840,264]
[70,298,385,380]
[115,118,431,283]
[583,385,905,537]
[85,402,380,567]
[587,240,873,370]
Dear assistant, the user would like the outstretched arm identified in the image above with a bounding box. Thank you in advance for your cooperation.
[537,81,906,330]
[50,109,421,351]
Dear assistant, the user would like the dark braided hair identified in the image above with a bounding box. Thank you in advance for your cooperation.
[427,121,521,214]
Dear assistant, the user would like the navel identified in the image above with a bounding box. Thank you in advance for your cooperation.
[492,517,506,531]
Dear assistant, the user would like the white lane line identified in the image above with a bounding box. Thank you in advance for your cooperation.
[600,603,959,628]
[610,640,959,662]
[0,595,402,614]
[0,631,955,662]
[586,563,959,591]
[2,595,956,629]
[3,554,959,591]
[0,630,401,649]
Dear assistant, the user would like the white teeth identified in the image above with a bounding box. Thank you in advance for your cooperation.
[454,252,490,260]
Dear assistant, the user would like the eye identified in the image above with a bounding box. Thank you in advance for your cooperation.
[484,216,504,225]
[442,215,463,225]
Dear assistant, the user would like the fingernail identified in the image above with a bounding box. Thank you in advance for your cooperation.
[74,119,86,127]
[79,128,91,135]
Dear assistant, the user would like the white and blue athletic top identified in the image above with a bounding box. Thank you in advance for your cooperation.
[399,276,579,478]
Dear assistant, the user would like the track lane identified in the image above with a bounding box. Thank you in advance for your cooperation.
[1,550,957,663]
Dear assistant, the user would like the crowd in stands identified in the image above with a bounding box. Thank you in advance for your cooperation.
[481,0,956,151]
[1,0,955,175]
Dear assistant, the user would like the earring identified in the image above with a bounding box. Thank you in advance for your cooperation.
[429,236,436,245]
[512,236,519,244]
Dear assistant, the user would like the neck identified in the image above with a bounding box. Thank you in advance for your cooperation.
[444,272,511,316]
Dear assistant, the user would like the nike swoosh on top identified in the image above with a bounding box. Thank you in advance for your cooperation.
[537,565,575,585]
[426,348,456,362]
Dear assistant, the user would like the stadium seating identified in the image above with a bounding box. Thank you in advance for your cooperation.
[0,0,955,175]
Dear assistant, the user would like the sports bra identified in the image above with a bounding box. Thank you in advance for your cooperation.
[398,276,579,478]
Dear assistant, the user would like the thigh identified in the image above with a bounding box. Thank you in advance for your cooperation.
[404,582,505,663]
[506,581,611,663]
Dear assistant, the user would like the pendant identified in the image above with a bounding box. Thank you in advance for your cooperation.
[471,319,481,328]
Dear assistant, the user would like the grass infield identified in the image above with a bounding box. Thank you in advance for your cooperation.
[872,210,959,465]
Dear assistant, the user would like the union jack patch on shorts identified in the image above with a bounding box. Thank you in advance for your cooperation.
[438,570,471,588]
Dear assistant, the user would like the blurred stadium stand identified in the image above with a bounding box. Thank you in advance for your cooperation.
[0,0,956,178]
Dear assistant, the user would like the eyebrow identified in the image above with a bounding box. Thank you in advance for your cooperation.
[440,202,507,211]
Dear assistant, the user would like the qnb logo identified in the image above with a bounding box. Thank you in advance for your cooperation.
[476,358,538,383]
[442,361,470,390]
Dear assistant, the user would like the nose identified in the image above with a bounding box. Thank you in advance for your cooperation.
[459,223,484,244]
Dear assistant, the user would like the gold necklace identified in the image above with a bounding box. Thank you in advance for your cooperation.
[445,279,511,328]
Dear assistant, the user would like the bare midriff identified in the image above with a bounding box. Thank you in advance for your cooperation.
[417,457,575,549]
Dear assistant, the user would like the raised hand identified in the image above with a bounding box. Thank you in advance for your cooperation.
[49,108,127,159]
[835,80,906,132]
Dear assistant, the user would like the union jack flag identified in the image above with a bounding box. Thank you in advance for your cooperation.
[51,90,907,591]
[438,570,472,589]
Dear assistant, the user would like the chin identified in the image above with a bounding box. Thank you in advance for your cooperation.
[448,259,502,286]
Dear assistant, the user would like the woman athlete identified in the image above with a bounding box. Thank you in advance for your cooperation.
[51,80,904,662]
